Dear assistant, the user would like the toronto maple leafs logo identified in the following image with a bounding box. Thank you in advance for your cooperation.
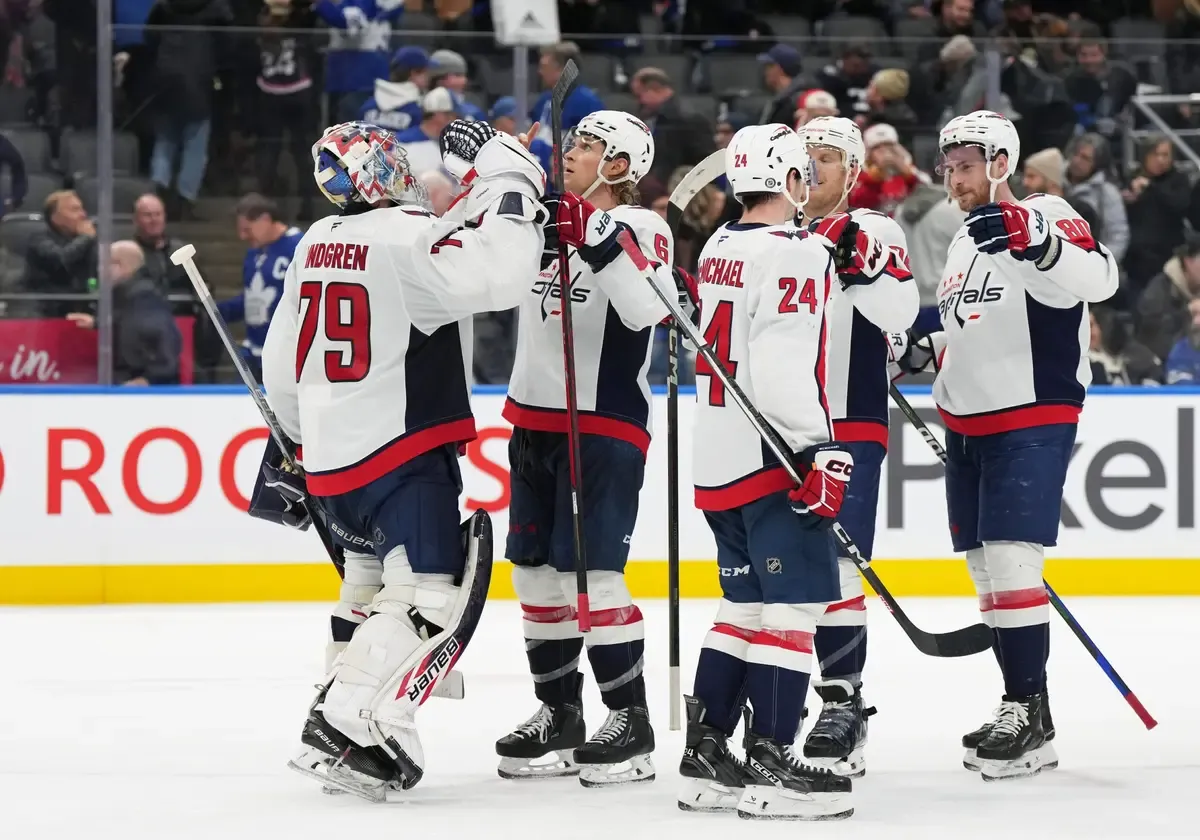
[245,254,287,327]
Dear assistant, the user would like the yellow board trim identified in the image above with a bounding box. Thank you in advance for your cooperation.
[1,559,1199,605]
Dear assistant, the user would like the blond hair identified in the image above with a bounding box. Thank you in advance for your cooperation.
[44,189,80,219]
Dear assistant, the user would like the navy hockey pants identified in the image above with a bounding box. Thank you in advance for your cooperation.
[318,445,466,577]
[945,423,1077,552]
[505,428,644,574]
[835,440,886,562]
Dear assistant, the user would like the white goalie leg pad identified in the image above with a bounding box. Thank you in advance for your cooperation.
[966,548,994,629]
[326,552,383,672]
[562,570,645,648]
[819,557,867,628]
[515,564,579,642]
[702,598,762,660]
[983,541,1049,629]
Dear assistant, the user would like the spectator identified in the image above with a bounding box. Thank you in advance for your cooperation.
[22,190,96,313]
[1021,148,1100,235]
[757,44,815,127]
[43,0,98,127]
[255,0,320,222]
[430,49,487,122]
[0,131,25,212]
[816,44,877,121]
[1136,237,1200,363]
[1089,307,1161,386]
[529,42,605,176]
[910,35,976,127]
[316,0,407,122]
[793,89,839,129]
[396,88,459,177]
[66,241,182,386]
[849,124,925,214]
[631,67,715,184]
[859,70,918,149]
[1065,134,1128,265]
[131,193,190,301]
[666,164,725,273]
[419,170,454,217]
[920,0,987,63]
[1064,34,1137,146]
[897,184,966,334]
[1124,137,1191,300]
[143,0,234,220]
[360,47,431,133]
[488,97,519,136]
[1164,301,1200,384]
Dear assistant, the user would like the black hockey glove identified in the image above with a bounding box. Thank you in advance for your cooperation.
[248,436,311,531]
[440,118,498,179]
[660,266,700,328]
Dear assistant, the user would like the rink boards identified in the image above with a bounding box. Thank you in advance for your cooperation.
[0,385,1197,604]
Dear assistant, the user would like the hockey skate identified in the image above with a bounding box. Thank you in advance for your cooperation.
[975,693,1058,781]
[496,672,586,780]
[963,691,1057,773]
[678,696,756,812]
[738,734,853,821]
[573,684,656,788]
[802,679,875,778]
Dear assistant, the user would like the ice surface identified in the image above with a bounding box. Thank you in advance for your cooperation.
[1,597,1193,839]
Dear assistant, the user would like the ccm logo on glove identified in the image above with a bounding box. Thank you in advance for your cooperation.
[788,442,855,529]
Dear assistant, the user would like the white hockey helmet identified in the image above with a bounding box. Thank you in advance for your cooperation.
[570,110,655,198]
[725,123,814,211]
[938,110,1021,195]
[312,121,429,209]
[801,116,866,170]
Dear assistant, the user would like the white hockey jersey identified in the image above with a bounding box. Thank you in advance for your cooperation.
[261,195,543,496]
[692,222,838,511]
[933,193,1119,436]
[504,204,676,455]
[818,209,919,447]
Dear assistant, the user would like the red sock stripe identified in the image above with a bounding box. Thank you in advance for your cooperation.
[825,595,866,613]
[991,587,1050,610]
[521,603,577,623]
[978,594,994,612]
[590,605,643,627]
[749,628,814,654]
[712,622,757,642]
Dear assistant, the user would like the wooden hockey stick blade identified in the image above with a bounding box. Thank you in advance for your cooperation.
[667,149,726,234]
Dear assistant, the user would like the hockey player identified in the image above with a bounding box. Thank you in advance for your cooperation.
[677,123,891,821]
[889,111,1119,780]
[795,116,919,777]
[493,110,679,787]
[256,120,549,801]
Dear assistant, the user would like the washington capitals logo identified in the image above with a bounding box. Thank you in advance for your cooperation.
[532,265,590,321]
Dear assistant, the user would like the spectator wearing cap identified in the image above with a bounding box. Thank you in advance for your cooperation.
[315,0,408,122]
[1138,238,1200,363]
[794,89,838,129]
[528,42,605,177]
[489,97,519,136]
[920,0,988,63]
[859,69,918,149]
[849,124,926,215]
[396,87,460,177]
[816,45,878,121]
[430,49,487,122]
[360,46,430,133]
[631,66,715,185]
[1021,148,1100,237]
[758,44,816,127]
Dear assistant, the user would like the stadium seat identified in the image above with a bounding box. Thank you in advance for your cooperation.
[0,86,31,126]
[1111,17,1166,64]
[818,15,891,57]
[73,175,156,216]
[701,55,764,93]
[579,54,615,93]
[604,92,638,117]
[895,18,938,63]
[0,212,46,259]
[22,172,62,209]
[628,54,694,91]
[681,94,719,120]
[761,14,812,48]
[1,128,50,172]
[62,131,140,176]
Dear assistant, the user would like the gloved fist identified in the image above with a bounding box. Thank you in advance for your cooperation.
[661,265,700,328]
[262,458,311,530]
[440,118,499,181]
[541,191,627,271]
[966,201,1050,261]
[885,328,943,381]
[812,213,887,287]
[788,442,854,529]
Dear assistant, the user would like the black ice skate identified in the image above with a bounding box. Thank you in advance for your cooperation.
[495,673,586,780]
[677,696,756,812]
[963,691,1057,773]
[738,735,853,821]
[975,693,1058,781]
[802,679,876,778]
[573,684,656,787]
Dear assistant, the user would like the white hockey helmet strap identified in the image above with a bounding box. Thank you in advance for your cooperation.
[939,110,1020,202]
[801,116,865,211]
[570,110,655,200]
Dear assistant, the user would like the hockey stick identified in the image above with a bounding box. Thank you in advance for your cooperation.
[614,235,992,658]
[663,150,725,730]
[549,60,591,633]
[888,383,1158,727]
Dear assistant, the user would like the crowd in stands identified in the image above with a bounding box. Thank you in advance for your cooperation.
[3,0,1200,386]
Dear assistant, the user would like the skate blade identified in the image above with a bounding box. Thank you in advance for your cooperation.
[736,784,853,821]
[497,751,580,781]
[962,748,982,772]
[804,746,866,779]
[979,742,1058,782]
[578,754,656,788]
[287,748,391,803]
[677,776,742,812]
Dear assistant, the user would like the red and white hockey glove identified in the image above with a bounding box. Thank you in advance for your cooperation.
[965,201,1054,264]
[541,191,627,271]
[661,266,700,327]
[788,442,854,530]
[811,213,888,288]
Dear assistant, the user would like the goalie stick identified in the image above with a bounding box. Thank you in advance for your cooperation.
[613,235,992,658]
[549,59,591,633]
[888,383,1157,727]
[169,244,466,701]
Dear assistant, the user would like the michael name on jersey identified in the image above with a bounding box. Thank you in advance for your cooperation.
[305,242,371,272]
[698,256,745,288]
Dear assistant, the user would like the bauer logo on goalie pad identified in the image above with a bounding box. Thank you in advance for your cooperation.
[401,637,462,703]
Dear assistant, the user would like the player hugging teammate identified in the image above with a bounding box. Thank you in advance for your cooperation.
[889,111,1119,780]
